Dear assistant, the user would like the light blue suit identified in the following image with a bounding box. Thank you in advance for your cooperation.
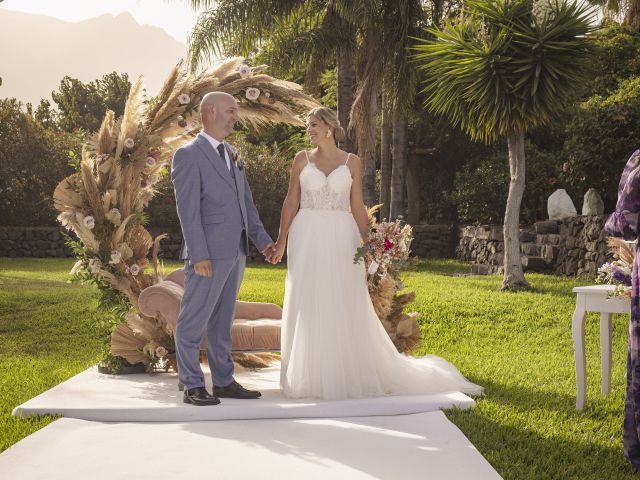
[171,133,272,389]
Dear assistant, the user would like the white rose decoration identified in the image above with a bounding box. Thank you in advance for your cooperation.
[88,258,101,274]
[155,346,168,358]
[106,208,121,226]
[146,157,157,168]
[238,65,252,78]
[129,264,141,276]
[124,138,135,149]
[83,215,95,229]
[109,250,122,265]
[178,93,191,105]
[245,87,260,101]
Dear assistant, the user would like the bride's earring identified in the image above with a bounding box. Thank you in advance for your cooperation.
[326,130,332,138]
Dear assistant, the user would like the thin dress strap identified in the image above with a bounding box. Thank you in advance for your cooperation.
[304,150,310,165]
[345,153,351,165]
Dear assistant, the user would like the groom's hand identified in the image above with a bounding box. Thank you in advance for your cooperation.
[261,242,276,264]
[194,259,213,277]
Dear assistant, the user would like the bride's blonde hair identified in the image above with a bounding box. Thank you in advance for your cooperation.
[307,107,346,142]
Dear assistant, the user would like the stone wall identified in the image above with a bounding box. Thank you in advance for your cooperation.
[0,226,267,263]
[0,227,72,258]
[456,215,613,277]
[411,224,457,258]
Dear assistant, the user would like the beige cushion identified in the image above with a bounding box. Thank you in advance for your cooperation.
[138,270,281,351]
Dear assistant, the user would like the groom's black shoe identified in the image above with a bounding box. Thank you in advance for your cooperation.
[183,386,221,406]
[214,379,261,399]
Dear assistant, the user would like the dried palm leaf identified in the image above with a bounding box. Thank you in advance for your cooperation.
[110,323,148,365]
[231,352,279,369]
[126,224,153,260]
[53,175,84,213]
[608,237,635,266]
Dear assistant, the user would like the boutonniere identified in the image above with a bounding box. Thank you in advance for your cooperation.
[231,150,244,171]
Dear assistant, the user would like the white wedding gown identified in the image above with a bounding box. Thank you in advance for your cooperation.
[280,153,482,400]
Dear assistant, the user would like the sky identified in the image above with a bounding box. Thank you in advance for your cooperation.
[0,0,204,43]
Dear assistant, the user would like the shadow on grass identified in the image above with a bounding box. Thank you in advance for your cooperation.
[447,406,636,480]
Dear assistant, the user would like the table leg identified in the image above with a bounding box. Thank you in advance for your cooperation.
[600,312,613,395]
[572,297,587,410]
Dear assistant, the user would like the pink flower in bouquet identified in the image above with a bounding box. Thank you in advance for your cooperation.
[384,239,394,251]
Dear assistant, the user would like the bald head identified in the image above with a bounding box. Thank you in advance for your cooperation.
[200,91,240,140]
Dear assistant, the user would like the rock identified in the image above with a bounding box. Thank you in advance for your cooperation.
[535,220,559,234]
[582,188,605,216]
[548,189,577,220]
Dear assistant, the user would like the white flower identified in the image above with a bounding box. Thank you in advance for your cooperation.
[109,250,122,265]
[155,346,168,358]
[148,174,159,186]
[129,263,141,276]
[245,87,260,101]
[83,215,95,229]
[146,157,157,168]
[106,208,121,226]
[238,65,252,78]
[399,239,407,252]
[124,138,135,149]
[178,93,191,105]
[88,258,101,274]
[264,91,271,98]
[367,260,380,276]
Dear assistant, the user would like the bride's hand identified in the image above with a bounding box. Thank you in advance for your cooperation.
[273,240,286,263]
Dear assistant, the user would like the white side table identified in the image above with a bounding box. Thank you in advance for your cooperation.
[572,285,630,410]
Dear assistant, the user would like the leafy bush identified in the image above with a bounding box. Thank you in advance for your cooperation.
[563,76,640,212]
[452,142,564,224]
[0,99,82,226]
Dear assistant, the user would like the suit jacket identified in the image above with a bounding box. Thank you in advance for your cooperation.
[171,133,272,262]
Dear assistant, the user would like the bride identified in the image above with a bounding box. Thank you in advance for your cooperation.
[271,107,482,400]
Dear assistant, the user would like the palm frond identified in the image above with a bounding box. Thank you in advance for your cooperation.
[413,0,597,143]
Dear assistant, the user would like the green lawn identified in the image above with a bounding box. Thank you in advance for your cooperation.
[0,257,636,478]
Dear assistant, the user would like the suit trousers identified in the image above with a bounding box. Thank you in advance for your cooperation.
[175,234,247,389]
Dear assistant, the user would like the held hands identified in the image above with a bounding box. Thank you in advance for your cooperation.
[194,259,213,277]
[261,242,278,264]
[271,240,286,264]
[261,241,285,264]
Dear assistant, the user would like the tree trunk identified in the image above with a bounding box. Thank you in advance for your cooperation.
[406,148,420,224]
[380,93,392,220]
[359,86,378,208]
[625,0,640,31]
[502,131,530,291]
[390,110,407,220]
[336,49,356,153]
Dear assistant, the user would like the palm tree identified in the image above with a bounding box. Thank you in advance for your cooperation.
[414,0,595,290]
[381,0,425,220]
[187,0,358,152]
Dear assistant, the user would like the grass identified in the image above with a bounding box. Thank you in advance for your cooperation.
[0,257,636,478]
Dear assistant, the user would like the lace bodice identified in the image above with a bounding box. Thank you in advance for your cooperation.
[299,154,353,211]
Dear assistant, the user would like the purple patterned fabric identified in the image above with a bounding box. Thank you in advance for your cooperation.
[604,149,640,469]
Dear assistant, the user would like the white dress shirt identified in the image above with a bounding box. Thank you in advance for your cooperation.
[201,131,231,170]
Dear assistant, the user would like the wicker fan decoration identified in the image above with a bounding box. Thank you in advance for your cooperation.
[53,57,320,371]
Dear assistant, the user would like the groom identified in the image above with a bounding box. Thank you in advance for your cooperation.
[171,91,276,406]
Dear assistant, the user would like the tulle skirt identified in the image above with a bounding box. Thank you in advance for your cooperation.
[280,208,482,400]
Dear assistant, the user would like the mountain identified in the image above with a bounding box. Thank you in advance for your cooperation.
[0,10,187,105]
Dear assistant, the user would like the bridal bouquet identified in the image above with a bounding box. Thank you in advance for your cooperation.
[595,238,634,298]
[352,209,421,353]
[354,218,414,281]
